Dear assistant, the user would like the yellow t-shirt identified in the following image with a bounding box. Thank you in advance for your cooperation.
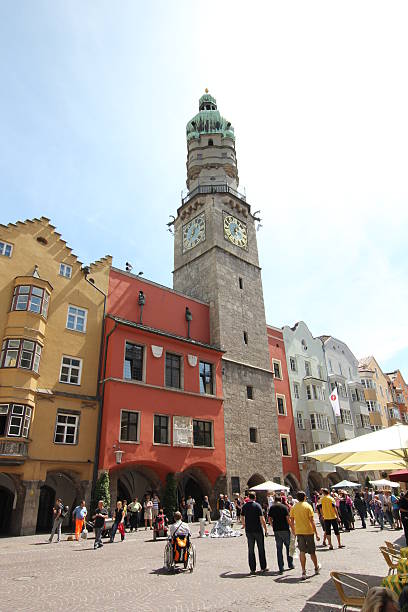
[321,495,337,520]
[290,501,314,535]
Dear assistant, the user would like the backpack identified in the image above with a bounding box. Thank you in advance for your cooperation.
[60,505,69,518]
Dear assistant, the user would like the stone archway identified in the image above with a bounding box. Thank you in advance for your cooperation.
[247,473,265,490]
[36,471,80,533]
[327,472,341,489]
[115,465,162,506]
[284,473,300,494]
[0,474,16,535]
[177,467,212,521]
[307,471,323,500]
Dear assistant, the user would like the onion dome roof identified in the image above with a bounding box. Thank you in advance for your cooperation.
[186,90,235,141]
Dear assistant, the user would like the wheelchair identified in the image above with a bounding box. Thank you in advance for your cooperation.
[164,534,196,572]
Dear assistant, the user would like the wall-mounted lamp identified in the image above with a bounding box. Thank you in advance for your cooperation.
[113,442,124,464]
[185,306,192,339]
[138,290,146,324]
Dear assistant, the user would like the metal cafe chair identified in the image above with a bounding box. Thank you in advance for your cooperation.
[330,571,369,611]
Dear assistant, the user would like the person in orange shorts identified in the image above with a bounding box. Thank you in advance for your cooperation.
[72,500,87,541]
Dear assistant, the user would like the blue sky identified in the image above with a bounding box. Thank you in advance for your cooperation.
[1,1,408,378]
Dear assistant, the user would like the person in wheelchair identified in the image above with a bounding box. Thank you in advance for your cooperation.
[165,511,195,571]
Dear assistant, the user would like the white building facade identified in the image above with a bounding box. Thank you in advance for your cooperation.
[320,335,371,439]
[282,322,344,493]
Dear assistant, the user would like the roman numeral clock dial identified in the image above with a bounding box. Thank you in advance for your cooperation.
[223,214,248,249]
[182,213,206,252]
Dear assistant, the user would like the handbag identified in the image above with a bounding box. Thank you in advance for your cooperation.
[80,527,88,540]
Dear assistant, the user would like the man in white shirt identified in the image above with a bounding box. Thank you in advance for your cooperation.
[170,511,191,537]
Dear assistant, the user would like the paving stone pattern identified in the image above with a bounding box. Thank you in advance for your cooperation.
[0,517,402,612]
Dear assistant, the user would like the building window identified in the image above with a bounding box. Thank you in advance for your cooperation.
[199,361,213,395]
[296,412,305,429]
[276,395,286,415]
[340,409,353,426]
[124,342,144,381]
[59,356,82,385]
[0,241,13,257]
[366,400,377,413]
[360,414,370,428]
[66,305,87,333]
[193,419,213,447]
[249,427,257,443]
[54,412,79,444]
[166,353,181,389]
[281,435,291,457]
[273,360,282,379]
[310,413,329,431]
[239,277,243,289]
[306,385,312,400]
[293,382,300,399]
[300,442,307,456]
[247,385,254,400]
[289,357,297,372]
[231,476,241,494]
[243,331,248,345]
[154,415,170,445]
[0,338,42,373]
[318,365,324,379]
[59,263,72,278]
[11,285,50,318]
[305,361,311,376]
[120,410,139,442]
[0,403,32,437]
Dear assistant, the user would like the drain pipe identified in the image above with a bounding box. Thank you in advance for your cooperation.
[91,318,119,498]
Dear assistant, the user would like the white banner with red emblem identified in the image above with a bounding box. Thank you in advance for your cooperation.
[329,387,341,416]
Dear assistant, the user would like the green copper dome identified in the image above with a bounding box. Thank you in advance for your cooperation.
[186,91,235,142]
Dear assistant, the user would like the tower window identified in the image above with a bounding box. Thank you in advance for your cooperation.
[249,427,257,443]
[239,277,243,289]
[243,331,248,345]
[247,386,253,400]
[208,138,213,146]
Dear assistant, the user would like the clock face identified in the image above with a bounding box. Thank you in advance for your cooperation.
[223,214,248,249]
[182,213,206,252]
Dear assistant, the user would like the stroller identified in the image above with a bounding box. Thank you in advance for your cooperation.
[153,512,169,541]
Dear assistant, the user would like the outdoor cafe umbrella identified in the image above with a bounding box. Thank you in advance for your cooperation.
[331,480,361,489]
[369,478,399,489]
[305,423,408,471]
[249,480,289,492]
[389,470,408,483]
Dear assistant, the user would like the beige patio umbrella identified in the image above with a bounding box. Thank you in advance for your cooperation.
[305,423,408,471]
[249,480,289,492]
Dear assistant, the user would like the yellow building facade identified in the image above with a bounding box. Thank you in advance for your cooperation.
[359,355,403,430]
[0,217,110,535]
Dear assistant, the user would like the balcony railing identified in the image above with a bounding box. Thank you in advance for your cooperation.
[181,184,246,205]
[0,439,28,464]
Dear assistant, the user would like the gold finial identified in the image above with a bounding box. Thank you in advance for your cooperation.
[205,88,209,93]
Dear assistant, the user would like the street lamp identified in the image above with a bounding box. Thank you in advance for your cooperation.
[113,443,124,465]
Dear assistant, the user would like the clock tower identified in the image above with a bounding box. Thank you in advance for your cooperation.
[173,92,282,493]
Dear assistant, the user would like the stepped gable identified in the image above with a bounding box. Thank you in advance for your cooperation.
[0,216,112,271]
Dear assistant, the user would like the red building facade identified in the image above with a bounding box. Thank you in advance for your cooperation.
[267,325,301,491]
[99,268,226,511]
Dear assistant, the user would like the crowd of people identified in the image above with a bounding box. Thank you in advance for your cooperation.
[239,486,408,580]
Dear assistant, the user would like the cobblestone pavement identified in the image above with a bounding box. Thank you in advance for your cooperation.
[0,519,405,612]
